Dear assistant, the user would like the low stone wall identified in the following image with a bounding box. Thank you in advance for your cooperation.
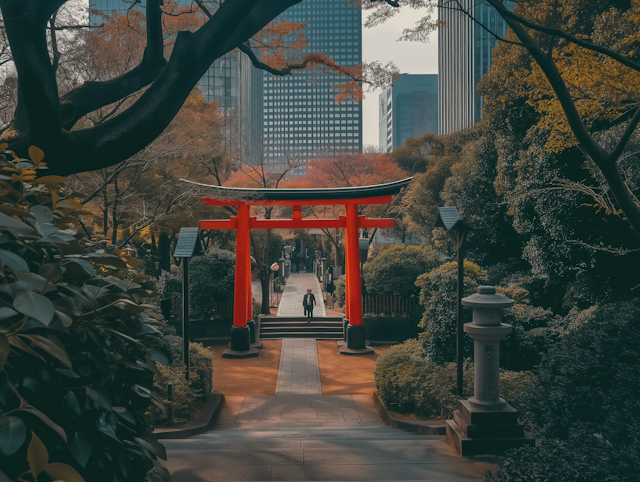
[363,315,419,343]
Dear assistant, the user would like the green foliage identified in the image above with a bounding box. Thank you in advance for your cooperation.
[334,274,346,307]
[489,301,640,481]
[363,244,440,298]
[374,340,532,420]
[499,294,560,371]
[0,148,169,482]
[416,261,487,364]
[145,326,212,427]
[189,249,235,319]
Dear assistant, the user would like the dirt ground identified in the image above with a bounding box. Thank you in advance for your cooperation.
[316,340,388,395]
[209,340,282,396]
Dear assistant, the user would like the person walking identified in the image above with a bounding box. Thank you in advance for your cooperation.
[303,288,316,322]
[326,279,335,309]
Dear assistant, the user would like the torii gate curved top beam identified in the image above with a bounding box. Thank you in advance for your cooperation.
[188,177,413,357]
[182,177,412,202]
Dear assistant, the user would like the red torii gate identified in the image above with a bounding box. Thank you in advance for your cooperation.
[187,178,412,357]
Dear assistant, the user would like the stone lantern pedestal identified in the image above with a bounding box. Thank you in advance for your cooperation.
[446,286,535,455]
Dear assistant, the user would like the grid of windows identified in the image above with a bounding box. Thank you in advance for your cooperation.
[256,0,363,170]
[438,0,511,135]
[378,74,438,152]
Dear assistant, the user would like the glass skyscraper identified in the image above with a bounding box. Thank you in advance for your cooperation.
[255,0,363,173]
[438,0,511,135]
[378,74,438,153]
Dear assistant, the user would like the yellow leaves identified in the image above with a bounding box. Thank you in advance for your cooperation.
[27,432,48,478]
[28,146,45,165]
[26,432,85,482]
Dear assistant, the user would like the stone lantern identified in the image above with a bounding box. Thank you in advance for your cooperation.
[446,285,535,455]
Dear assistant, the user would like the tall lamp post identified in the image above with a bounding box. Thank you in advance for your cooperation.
[434,207,471,396]
[172,227,203,381]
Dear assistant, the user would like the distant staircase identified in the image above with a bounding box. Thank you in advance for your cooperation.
[259,316,344,340]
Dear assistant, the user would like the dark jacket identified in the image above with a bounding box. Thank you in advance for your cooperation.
[303,293,316,308]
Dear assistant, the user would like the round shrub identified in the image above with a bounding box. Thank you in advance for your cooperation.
[189,249,235,319]
[364,244,440,297]
[374,340,474,419]
[417,261,487,364]
[490,301,640,481]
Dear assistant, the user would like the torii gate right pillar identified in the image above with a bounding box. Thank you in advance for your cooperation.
[340,204,374,355]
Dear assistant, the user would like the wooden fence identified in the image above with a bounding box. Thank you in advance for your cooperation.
[362,295,416,316]
[170,295,233,319]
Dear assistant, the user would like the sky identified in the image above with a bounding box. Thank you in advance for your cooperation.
[361,8,439,149]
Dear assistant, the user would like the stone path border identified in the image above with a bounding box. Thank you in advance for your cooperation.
[373,391,446,435]
[154,392,225,439]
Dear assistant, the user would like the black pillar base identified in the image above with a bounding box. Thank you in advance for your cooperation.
[222,325,259,358]
[347,323,366,349]
[338,324,374,355]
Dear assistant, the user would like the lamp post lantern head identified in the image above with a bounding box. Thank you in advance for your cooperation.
[434,206,471,247]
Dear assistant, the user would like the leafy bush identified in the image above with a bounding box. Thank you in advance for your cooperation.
[145,326,213,427]
[162,332,213,401]
[489,301,640,481]
[416,261,487,363]
[334,274,346,307]
[375,340,533,421]
[374,340,473,419]
[499,302,559,371]
[0,147,169,482]
[189,249,235,319]
[363,244,440,297]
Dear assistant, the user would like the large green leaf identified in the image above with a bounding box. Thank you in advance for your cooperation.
[0,416,26,456]
[146,348,168,366]
[14,272,48,291]
[0,212,38,237]
[0,248,29,273]
[68,431,91,467]
[85,385,112,411]
[21,335,72,369]
[0,307,17,321]
[19,406,67,442]
[14,290,55,325]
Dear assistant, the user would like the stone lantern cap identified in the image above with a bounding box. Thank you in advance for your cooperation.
[462,286,514,309]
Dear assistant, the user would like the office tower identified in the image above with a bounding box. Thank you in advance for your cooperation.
[378,74,438,153]
[256,0,363,172]
[90,1,251,119]
[438,1,511,135]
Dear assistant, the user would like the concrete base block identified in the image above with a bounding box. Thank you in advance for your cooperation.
[446,400,535,455]
[221,347,260,358]
[446,420,535,456]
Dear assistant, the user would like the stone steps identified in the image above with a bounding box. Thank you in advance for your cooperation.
[260,317,344,340]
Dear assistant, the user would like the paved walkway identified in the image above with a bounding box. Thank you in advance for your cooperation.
[276,339,322,395]
[163,331,495,481]
[277,273,326,317]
